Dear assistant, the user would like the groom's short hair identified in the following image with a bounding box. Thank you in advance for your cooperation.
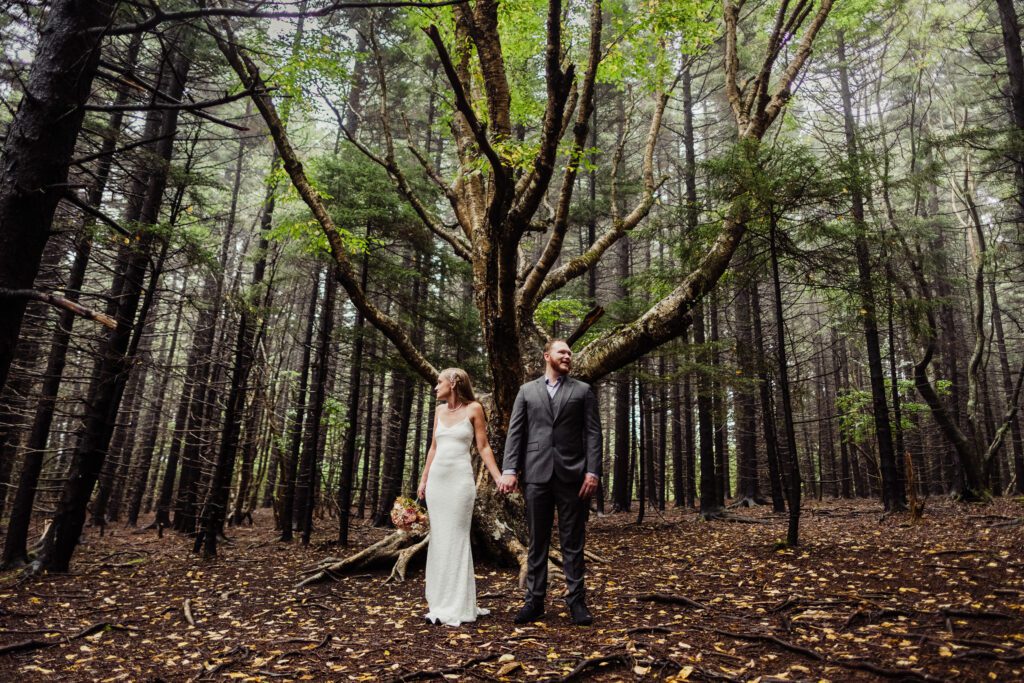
[544,338,569,353]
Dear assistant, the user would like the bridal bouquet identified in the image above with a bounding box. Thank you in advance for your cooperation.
[391,497,429,533]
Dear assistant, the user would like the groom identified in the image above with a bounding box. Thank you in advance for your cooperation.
[499,339,602,626]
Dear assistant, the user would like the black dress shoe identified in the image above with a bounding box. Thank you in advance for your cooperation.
[513,602,544,624]
[569,601,593,626]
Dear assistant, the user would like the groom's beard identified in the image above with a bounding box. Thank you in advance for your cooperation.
[549,362,570,375]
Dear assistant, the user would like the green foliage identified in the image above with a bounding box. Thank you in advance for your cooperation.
[322,395,349,434]
[536,298,591,332]
[600,0,718,90]
[704,138,842,215]
[270,143,433,256]
[836,379,951,445]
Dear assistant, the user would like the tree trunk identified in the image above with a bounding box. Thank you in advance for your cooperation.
[833,330,854,498]
[657,355,668,511]
[694,303,720,518]
[733,277,760,505]
[670,356,685,508]
[768,216,801,546]
[297,266,338,543]
[683,338,696,508]
[126,292,185,527]
[751,283,786,512]
[194,116,272,557]
[280,273,321,542]
[992,293,1024,493]
[357,335,380,519]
[337,250,370,544]
[996,0,1024,227]
[637,378,648,524]
[709,294,728,506]
[0,0,118,392]
[32,37,193,572]
[837,31,904,511]
[2,31,143,561]
[815,335,838,498]
[611,371,632,512]
[373,251,421,528]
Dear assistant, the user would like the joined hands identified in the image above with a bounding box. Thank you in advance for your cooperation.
[497,473,518,495]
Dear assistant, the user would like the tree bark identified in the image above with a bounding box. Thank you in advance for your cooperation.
[751,282,786,512]
[297,266,338,543]
[32,36,193,572]
[694,304,719,518]
[280,273,321,542]
[0,0,118,392]
[837,30,903,511]
[733,277,760,504]
[996,0,1024,226]
[768,216,801,546]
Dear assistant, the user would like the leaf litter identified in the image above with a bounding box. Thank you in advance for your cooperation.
[0,497,1022,681]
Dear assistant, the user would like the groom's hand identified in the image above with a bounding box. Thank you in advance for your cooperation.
[498,473,518,494]
[579,473,599,499]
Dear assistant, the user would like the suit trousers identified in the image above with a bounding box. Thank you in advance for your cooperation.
[523,477,587,607]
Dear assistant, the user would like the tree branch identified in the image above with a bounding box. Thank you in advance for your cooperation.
[84,88,263,112]
[341,125,473,261]
[572,207,748,383]
[95,62,250,130]
[209,18,438,384]
[761,0,835,129]
[73,132,176,167]
[533,86,671,304]
[507,0,582,238]
[102,0,472,35]
[423,24,510,193]
[61,191,132,237]
[515,0,602,311]
[0,288,116,329]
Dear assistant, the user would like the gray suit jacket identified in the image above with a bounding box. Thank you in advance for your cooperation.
[503,376,602,484]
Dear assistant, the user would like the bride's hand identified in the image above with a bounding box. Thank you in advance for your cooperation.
[417,480,427,500]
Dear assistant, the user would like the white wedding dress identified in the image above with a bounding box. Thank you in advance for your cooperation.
[424,417,489,626]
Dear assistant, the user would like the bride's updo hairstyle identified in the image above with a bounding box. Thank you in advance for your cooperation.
[440,367,476,407]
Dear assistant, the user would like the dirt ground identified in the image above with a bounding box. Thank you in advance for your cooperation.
[1,498,1022,682]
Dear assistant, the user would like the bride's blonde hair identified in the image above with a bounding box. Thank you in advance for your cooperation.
[440,367,476,407]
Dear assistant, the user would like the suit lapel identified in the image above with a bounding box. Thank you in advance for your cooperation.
[551,377,575,424]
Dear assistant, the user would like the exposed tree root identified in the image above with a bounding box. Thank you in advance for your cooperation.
[728,496,767,509]
[387,534,430,583]
[713,628,946,681]
[0,621,132,656]
[385,652,499,682]
[841,607,912,631]
[635,592,708,610]
[558,651,708,682]
[940,606,1014,620]
[549,547,609,565]
[712,628,823,660]
[296,530,428,588]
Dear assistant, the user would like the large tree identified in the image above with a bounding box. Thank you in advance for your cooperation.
[211,0,835,578]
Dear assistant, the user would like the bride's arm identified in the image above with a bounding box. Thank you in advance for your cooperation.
[417,412,440,499]
[470,403,502,485]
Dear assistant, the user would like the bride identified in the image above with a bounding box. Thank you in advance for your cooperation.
[417,368,502,626]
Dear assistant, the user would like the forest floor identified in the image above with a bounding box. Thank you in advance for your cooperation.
[0,498,1022,682]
